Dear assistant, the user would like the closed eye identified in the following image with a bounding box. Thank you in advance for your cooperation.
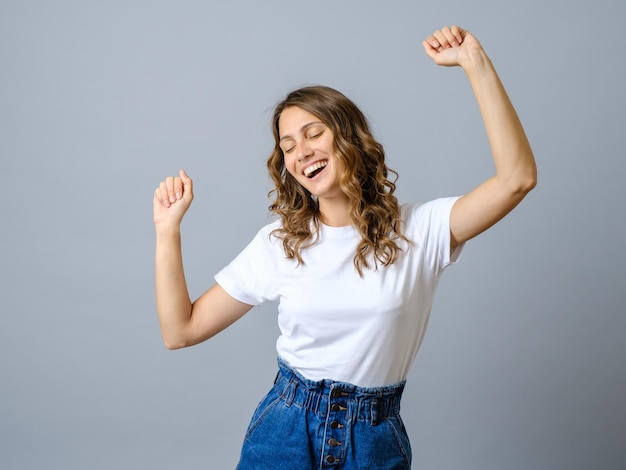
[280,139,295,154]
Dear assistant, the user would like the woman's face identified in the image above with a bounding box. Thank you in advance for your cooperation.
[278,106,346,202]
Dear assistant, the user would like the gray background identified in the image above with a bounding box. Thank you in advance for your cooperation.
[1,1,624,469]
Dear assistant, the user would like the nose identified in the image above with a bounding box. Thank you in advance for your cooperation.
[296,140,313,161]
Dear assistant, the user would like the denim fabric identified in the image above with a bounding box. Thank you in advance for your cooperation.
[236,357,411,470]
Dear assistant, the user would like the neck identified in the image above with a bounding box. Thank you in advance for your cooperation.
[318,197,351,227]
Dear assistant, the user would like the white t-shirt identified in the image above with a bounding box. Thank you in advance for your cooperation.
[215,197,464,387]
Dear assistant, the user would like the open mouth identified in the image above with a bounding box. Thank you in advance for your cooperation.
[303,160,328,179]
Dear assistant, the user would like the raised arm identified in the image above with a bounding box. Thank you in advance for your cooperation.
[153,170,253,349]
[423,26,537,247]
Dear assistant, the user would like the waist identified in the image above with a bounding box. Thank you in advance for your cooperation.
[274,356,405,424]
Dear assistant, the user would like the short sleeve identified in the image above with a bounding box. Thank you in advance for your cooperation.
[402,197,465,273]
[214,223,280,306]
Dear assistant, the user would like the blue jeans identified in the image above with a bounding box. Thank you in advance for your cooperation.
[236,357,411,469]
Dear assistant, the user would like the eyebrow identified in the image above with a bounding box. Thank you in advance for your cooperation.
[279,121,323,143]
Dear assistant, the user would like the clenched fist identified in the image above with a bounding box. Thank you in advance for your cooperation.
[153,169,194,227]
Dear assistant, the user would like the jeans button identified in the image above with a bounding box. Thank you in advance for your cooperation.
[331,403,341,412]
[326,455,336,464]
[330,420,340,429]
[328,438,340,447]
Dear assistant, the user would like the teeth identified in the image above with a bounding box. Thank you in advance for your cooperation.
[303,161,328,177]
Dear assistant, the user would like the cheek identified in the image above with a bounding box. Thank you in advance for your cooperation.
[283,155,299,178]
[331,153,346,173]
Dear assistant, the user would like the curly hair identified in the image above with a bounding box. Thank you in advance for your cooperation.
[267,85,409,276]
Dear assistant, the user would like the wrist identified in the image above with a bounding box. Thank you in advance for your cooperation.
[155,222,182,237]
[460,49,494,75]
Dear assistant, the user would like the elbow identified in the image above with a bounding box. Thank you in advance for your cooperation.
[163,340,184,351]
[513,156,538,197]
[518,171,537,195]
[162,334,190,351]
[508,176,536,204]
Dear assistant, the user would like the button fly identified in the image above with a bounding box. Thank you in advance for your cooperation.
[331,403,346,412]
[328,438,341,447]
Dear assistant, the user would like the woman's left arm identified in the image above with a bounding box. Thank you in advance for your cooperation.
[423,26,537,248]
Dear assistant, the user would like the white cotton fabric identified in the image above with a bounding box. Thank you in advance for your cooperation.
[215,197,464,387]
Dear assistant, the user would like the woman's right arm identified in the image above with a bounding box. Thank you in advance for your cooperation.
[154,170,253,350]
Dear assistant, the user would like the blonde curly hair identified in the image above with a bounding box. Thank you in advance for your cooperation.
[267,86,409,276]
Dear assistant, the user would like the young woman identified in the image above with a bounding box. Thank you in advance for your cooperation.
[153,25,536,469]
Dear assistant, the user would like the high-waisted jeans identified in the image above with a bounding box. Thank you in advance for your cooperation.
[236,357,411,469]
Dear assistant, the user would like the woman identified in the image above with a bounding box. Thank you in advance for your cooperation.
[153,25,536,469]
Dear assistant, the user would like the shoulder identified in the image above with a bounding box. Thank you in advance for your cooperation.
[257,217,282,237]
[225,218,283,257]
[402,197,459,221]
[401,197,461,236]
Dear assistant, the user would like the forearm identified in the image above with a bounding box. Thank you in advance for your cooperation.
[155,223,193,349]
[463,51,537,192]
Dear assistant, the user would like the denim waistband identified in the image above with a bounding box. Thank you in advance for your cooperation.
[274,357,405,425]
